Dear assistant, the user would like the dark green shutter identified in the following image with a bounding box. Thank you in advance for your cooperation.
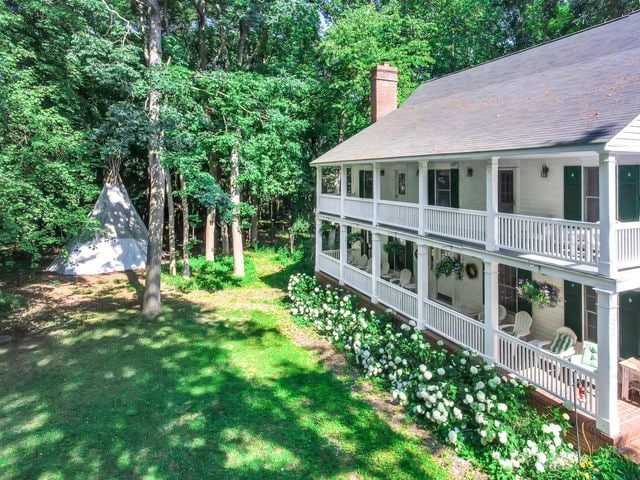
[517,269,533,315]
[450,169,459,208]
[428,169,435,205]
[564,166,582,221]
[620,291,640,358]
[358,170,365,198]
[563,280,583,341]
[618,165,640,222]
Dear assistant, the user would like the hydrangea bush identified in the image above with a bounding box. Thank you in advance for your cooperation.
[288,273,579,478]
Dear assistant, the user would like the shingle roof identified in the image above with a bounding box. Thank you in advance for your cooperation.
[312,12,640,165]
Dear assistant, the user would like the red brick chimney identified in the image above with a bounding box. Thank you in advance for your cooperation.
[370,62,398,123]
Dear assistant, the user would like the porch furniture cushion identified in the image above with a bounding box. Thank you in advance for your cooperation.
[543,327,577,358]
[570,341,598,373]
[499,311,532,339]
[549,334,572,354]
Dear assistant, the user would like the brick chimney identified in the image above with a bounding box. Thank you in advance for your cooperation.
[370,62,398,123]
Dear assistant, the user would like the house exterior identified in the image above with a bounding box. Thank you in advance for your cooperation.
[311,13,640,444]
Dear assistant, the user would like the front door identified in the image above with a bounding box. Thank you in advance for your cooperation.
[498,170,514,213]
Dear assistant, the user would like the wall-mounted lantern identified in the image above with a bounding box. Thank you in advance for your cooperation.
[541,165,549,178]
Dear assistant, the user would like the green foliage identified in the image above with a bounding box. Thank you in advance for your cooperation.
[0,290,25,316]
[163,255,258,292]
[434,256,465,280]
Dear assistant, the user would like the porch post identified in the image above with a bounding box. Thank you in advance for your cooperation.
[595,289,620,437]
[418,161,428,236]
[339,223,347,285]
[371,232,381,303]
[373,163,380,226]
[315,218,322,272]
[316,166,322,203]
[416,243,429,327]
[598,152,618,277]
[483,260,499,359]
[485,157,499,251]
[340,165,347,219]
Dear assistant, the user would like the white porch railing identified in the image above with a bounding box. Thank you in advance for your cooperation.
[344,197,374,222]
[423,299,485,354]
[498,213,600,265]
[344,264,372,296]
[617,221,640,269]
[318,194,341,216]
[424,206,486,244]
[376,278,418,319]
[496,332,597,416]
[378,200,420,231]
[318,253,340,279]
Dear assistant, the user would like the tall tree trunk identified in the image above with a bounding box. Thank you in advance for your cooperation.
[204,160,217,261]
[249,197,259,245]
[179,173,190,278]
[221,223,230,255]
[230,143,244,276]
[142,0,164,319]
[165,169,177,275]
[196,0,207,70]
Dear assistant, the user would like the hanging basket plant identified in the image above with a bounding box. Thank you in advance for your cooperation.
[435,256,465,280]
[517,279,559,308]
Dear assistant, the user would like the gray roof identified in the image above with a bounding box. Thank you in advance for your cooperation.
[313,12,640,164]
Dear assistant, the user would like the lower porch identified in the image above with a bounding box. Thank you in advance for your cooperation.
[316,220,640,443]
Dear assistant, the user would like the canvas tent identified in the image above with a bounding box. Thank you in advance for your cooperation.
[47,162,148,275]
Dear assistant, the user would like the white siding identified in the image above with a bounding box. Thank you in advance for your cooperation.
[607,114,640,151]
[458,161,486,211]
[380,162,419,203]
[429,248,483,313]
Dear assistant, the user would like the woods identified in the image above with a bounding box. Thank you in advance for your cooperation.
[1,0,638,317]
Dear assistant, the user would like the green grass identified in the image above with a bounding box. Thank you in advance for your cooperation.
[0,252,449,480]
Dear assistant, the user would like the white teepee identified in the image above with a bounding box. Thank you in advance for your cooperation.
[48,162,148,275]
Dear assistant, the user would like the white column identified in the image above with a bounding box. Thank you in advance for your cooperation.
[371,233,381,303]
[418,161,428,236]
[416,243,429,327]
[483,261,499,359]
[315,218,322,272]
[599,152,618,277]
[340,165,347,219]
[373,163,380,226]
[316,166,322,202]
[339,224,347,285]
[485,157,499,251]
[595,289,620,437]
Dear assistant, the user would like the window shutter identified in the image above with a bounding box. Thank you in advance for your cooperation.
[450,169,459,208]
[620,291,640,358]
[563,166,582,221]
[563,280,583,341]
[618,165,640,222]
[517,269,533,315]
[428,169,435,205]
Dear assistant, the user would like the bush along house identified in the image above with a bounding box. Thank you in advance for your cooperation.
[312,13,640,452]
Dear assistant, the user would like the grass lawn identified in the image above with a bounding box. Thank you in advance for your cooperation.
[0,252,452,480]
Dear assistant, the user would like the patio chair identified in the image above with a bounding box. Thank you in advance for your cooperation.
[391,269,412,288]
[358,254,369,269]
[380,261,394,280]
[570,341,597,373]
[365,258,372,273]
[541,327,578,359]
[477,305,507,323]
[499,311,532,339]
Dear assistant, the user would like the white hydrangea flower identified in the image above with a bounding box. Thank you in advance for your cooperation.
[469,366,478,375]
[498,431,508,444]
[437,368,445,376]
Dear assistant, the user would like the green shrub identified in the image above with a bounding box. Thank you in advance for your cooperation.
[288,273,640,479]
[163,255,258,292]
[0,290,25,315]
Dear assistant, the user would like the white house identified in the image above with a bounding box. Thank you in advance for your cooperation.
[312,13,640,446]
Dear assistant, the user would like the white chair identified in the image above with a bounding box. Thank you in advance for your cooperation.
[391,269,412,288]
[358,254,369,269]
[500,311,532,339]
[541,327,578,359]
[478,305,507,322]
[365,258,372,273]
[381,262,397,280]
[570,341,597,373]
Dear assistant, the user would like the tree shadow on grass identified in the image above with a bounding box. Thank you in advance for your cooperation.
[0,295,446,480]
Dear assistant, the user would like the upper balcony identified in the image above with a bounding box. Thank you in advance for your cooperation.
[316,152,640,276]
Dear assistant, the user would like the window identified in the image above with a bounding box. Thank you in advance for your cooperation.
[584,286,598,343]
[396,170,407,196]
[499,264,518,313]
[584,167,599,223]
[358,170,373,199]
[436,170,451,207]
[346,167,353,196]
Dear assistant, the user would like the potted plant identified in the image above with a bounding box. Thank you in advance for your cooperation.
[383,240,406,271]
[517,279,559,308]
[435,256,465,280]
